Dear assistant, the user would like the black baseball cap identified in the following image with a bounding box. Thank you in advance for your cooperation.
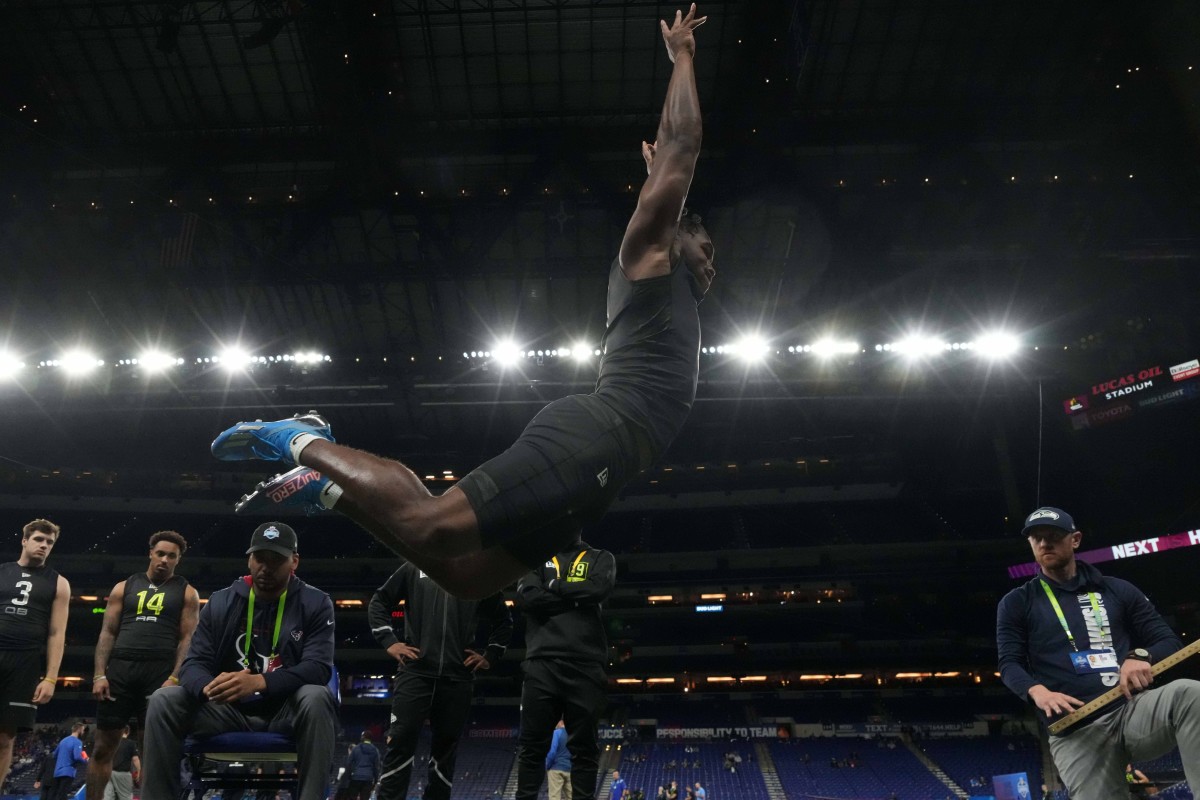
[1020,507,1077,537]
[246,522,299,557]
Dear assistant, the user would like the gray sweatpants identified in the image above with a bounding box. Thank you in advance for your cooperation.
[102,771,133,800]
[141,684,337,800]
[1048,679,1200,799]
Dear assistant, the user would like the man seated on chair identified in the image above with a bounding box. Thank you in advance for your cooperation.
[141,522,337,800]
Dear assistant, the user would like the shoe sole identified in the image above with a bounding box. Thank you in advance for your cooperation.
[236,468,327,515]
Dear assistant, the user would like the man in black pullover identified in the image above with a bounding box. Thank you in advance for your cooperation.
[368,560,512,800]
[997,506,1200,797]
[514,536,616,800]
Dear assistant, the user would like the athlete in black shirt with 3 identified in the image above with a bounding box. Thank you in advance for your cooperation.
[87,530,200,800]
[212,3,713,598]
[0,519,71,791]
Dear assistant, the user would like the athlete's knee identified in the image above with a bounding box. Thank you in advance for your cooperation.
[92,730,121,760]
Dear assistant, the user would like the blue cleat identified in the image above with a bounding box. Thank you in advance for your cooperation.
[211,410,333,464]
[235,467,332,516]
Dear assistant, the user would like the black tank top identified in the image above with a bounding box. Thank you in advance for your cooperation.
[0,562,60,651]
[112,573,189,660]
[596,255,702,456]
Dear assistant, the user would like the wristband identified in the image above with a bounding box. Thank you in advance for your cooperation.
[167,675,180,685]
[40,678,56,684]
[93,675,107,682]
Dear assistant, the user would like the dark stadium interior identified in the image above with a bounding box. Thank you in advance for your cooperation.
[2,0,1200,798]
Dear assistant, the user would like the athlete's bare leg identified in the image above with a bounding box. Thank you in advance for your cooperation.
[0,728,15,791]
[85,728,123,800]
[299,441,528,597]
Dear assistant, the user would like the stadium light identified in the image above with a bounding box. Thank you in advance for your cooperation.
[571,342,593,362]
[732,336,770,363]
[891,335,948,359]
[138,350,181,373]
[811,338,859,358]
[0,352,24,380]
[218,347,253,372]
[972,331,1020,359]
[60,349,103,375]
[492,340,521,367]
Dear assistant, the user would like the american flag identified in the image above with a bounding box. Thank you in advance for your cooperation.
[161,212,199,269]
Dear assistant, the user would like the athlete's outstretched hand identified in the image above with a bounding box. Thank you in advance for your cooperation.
[661,4,707,63]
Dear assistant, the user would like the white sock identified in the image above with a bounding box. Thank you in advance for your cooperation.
[289,432,322,464]
[319,481,343,510]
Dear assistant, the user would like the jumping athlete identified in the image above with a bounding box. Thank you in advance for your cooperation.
[212,4,713,598]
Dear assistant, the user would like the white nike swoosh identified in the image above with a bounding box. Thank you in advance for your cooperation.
[327,620,334,625]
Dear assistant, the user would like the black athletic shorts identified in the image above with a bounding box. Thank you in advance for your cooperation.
[457,393,652,567]
[96,655,175,730]
[0,648,43,730]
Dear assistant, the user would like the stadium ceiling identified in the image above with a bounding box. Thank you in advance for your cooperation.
[0,0,1198,463]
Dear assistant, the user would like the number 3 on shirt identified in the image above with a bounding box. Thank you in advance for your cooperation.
[11,580,32,606]
[136,590,166,616]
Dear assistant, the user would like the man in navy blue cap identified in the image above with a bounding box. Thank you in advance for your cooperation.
[997,506,1200,798]
[141,522,337,800]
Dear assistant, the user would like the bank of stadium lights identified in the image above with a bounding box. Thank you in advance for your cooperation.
[887,335,949,359]
[809,339,860,358]
[871,332,1023,360]
[462,344,601,363]
[53,350,105,375]
[189,350,330,370]
[711,335,770,363]
[117,351,185,372]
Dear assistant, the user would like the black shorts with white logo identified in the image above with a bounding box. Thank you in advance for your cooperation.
[457,393,651,567]
[0,648,44,730]
[96,655,175,730]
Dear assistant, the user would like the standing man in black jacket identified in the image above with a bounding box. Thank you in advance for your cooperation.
[369,559,512,800]
[514,537,616,800]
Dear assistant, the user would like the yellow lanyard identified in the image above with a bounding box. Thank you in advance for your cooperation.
[245,587,288,668]
[1039,580,1105,652]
